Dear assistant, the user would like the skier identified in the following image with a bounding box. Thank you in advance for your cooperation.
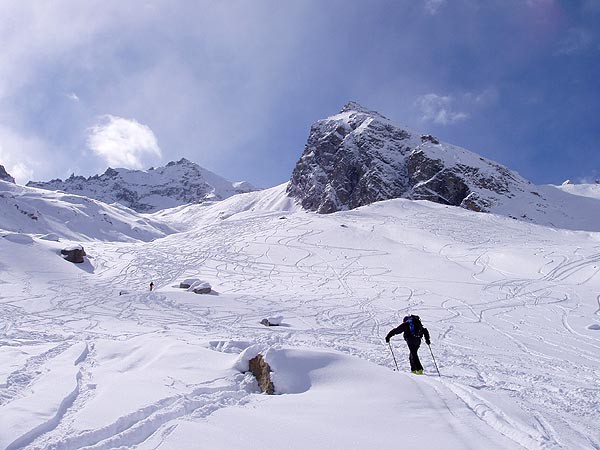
[385,315,430,374]
[150,281,154,291]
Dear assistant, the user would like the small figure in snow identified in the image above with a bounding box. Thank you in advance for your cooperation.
[385,315,430,374]
[150,281,154,291]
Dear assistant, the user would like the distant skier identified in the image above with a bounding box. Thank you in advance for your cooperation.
[385,315,430,374]
[150,281,154,291]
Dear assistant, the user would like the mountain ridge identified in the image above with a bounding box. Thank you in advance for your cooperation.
[27,158,256,213]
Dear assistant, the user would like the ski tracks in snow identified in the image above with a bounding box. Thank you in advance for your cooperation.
[2,206,600,448]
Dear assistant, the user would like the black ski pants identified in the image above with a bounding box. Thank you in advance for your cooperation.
[406,337,423,372]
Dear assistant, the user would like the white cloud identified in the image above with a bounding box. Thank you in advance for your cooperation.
[0,126,46,184]
[67,92,80,102]
[424,0,446,15]
[87,115,162,169]
[416,93,469,125]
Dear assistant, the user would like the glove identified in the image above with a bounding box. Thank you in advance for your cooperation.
[385,336,390,343]
[426,339,431,345]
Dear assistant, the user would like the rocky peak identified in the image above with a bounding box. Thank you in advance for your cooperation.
[340,101,388,119]
[166,157,192,167]
[287,102,536,217]
[0,164,15,183]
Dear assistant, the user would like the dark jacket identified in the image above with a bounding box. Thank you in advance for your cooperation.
[386,322,430,344]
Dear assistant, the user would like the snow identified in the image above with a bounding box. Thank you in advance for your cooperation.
[0,181,173,242]
[555,182,600,200]
[1,183,599,449]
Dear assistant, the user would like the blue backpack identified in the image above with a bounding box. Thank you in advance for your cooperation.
[403,315,423,337]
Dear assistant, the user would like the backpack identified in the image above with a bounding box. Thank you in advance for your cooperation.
[403,315,423,338]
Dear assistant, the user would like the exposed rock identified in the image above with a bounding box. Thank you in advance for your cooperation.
[61,245,86,263]
[0,165,15,183]
[287,101,533,216]
[248,354,275,394]
[421,134,439,145]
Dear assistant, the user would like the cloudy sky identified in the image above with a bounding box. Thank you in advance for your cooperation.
[0,0,598,186]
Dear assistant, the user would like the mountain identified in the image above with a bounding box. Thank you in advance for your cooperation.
[287,102,600,231]
[27,158,257,213]
[0,164,15,183]
[0,181,173,242]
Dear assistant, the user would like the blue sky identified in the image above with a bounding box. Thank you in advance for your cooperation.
[0,0,598,187]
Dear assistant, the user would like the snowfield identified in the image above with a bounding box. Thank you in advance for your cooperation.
[1,183,599,449]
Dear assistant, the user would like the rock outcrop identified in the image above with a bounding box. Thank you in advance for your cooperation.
[28,158,257,213]
[61,245,86,263]
[0,165,15,183]
[287,102,535,215]
[248,354,275,394]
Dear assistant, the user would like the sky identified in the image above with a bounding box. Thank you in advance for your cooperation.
[0,0,599,187]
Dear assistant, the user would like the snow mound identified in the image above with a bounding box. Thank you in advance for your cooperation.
[2,233,34,244]
[39,233,60,242]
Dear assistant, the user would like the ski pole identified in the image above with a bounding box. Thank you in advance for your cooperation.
[388,342,399,371]
[427,343,441,377]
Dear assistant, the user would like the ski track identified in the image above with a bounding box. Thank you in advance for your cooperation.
[1,208,600,449]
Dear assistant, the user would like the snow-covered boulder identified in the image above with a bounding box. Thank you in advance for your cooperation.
[260,315,283,326]
[179,278,200,289]
[179,278,211,293]
[60,244,86,263]
[189,281,212,294]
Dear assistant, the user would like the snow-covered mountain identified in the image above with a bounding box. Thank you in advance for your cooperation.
[0,164,15,183]
[0,180,173,242]
[27,158,257,213]
[288,102,600,231]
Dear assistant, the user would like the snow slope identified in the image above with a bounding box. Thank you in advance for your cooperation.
[1,188,599,449]
[0,180,173,242]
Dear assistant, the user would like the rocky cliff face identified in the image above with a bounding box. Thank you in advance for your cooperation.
[0,165,15,183]
[28,158,256,213]
[287,102,535,215]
